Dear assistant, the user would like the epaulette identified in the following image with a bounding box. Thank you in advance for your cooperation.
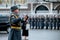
[11,14,15,16]
[11,14,18,18]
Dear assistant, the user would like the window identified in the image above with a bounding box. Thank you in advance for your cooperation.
[35,5,49,13]
[14,0,28,9]
[0,0,6,8]
[0,0,27,9]
[0,0,12,8]
[14,0,26,5]
[4,0,12,7]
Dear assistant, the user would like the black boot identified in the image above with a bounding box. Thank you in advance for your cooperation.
[50,27,52,30]
[46,26,48,29]
[57,27,59,30]
[54,27,56,30]
[41,27,44,29]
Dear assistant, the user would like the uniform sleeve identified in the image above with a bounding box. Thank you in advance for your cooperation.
[21,19,24,23]
[10,15,21,24]
[10,15,15,24]
[13,18,21,24]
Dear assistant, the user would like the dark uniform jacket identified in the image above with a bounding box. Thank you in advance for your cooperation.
[8,13,22,40]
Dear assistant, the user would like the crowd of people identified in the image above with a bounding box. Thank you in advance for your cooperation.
[29,15,60,30]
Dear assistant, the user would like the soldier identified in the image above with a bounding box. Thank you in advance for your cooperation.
[29,16,32,29]
[50,16,53,30]
[37,16,41,29]
[45,15,50,29]
[33,16,36,29]
[31,17,33,29]
[53,15,57,30]
[34,17,36,29]
[8,6,23,40]
[40,15,45,29]
[30,16,32,29]
[32,16,35,29]
[35,16,38,29]
[57,15,60,30]
[37,16,39,29]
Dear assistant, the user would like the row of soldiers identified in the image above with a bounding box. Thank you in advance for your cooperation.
[29,15,60,30]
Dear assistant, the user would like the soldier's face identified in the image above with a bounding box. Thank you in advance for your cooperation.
[14,9,19,13]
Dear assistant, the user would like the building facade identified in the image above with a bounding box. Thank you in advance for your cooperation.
[0,0,60,16]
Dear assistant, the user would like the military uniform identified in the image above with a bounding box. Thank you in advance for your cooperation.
[53,16,57,29]
[32,17,34,29]
[29,17,31,29]
[50,17,53,29]
[34,17,36,29]
[8,13,22,40]
[57,16,60,30]
[46,17,50,29]
[41,17,45,29]
[35,17,38,29]
[35,17,36,29]
[37,17,40,29]
[8,6,22,40]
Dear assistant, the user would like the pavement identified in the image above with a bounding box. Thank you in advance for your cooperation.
[0,29,60,40]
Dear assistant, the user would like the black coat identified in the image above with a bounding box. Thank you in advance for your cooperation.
[22,20,26,30]
[22,19,29,36]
